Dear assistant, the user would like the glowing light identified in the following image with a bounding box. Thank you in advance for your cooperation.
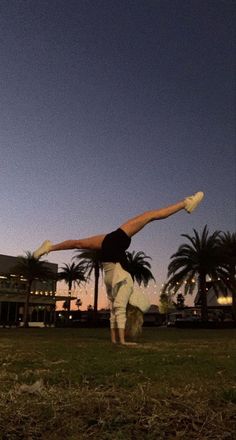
[217,296,232,305]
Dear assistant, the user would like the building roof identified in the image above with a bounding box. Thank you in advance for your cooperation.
[0,253,58,274]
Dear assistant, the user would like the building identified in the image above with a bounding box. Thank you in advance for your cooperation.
[0,254,73,326]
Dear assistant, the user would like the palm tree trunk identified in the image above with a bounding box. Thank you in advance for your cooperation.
[67,281,72,322]
[232,291,236,324]
[23,281,32,328]
[198,273,208,322]
[93,262,99,321]
[229,268,236,323]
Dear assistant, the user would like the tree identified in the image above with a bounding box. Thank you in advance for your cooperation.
[75,250,102,321]
[87,304,93,311]
[57,262,86,319]
[218,232,236,322]
[13,252,55,328]
[63,299,70,311]
[75,298,82,310]
[125,251,155,286]
[164,226,226,322]
[159,292,174,315]
[175,293,185,310]
[75,249,155,320]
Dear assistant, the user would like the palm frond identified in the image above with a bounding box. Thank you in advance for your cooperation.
[57,261,87,286]
[13,252,54,281]
[126,250,155,287]
[165,226,234,321]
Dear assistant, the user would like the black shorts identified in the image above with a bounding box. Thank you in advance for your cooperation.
[101,228,131,263]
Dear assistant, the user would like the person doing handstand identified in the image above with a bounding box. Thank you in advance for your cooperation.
[33,191,204,345]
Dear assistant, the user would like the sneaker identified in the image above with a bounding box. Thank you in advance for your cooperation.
[184,191,204,213]
[33,240,53,259]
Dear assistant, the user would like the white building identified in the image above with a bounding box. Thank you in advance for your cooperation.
[0,254,70,326]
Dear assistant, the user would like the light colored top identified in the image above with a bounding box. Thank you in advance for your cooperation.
[103,262,150,328]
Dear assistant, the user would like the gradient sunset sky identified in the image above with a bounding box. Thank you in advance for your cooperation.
[1,0,235,308]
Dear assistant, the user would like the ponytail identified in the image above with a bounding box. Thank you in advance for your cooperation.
[126,304,144,339]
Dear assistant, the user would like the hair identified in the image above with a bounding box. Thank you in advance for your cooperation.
[125,304,144,339]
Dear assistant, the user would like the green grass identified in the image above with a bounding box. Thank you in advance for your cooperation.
[0,327,236,439]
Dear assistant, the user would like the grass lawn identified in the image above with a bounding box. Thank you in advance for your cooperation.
[0,327,236,439]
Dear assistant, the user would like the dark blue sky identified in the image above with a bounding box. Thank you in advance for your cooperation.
[1,0,235,306]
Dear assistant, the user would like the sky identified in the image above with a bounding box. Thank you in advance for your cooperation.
[1,0,235,309]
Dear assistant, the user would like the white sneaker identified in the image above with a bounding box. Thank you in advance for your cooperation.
[184,191,204,213]
[33,240,53,259]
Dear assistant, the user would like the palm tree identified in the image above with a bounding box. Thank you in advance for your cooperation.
[57,262,86,318]
[13,252,55,328]
[218,232,236,322]
[75,250,102,320]
[75,249,155,318]
[164,226,226,322]
[126,251,155,286]
[75,298,82,310]
[175,293,185,310]
[159,292,174,315]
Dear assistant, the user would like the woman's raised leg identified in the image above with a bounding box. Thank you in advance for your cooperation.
[119,191,204,238]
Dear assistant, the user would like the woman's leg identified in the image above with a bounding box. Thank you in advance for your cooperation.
[34,200,184,258]
[33,234,106,258]
[119,200,185,238]
[119,191,204,238]
[34,192,204,257]
[50,234,106,252]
